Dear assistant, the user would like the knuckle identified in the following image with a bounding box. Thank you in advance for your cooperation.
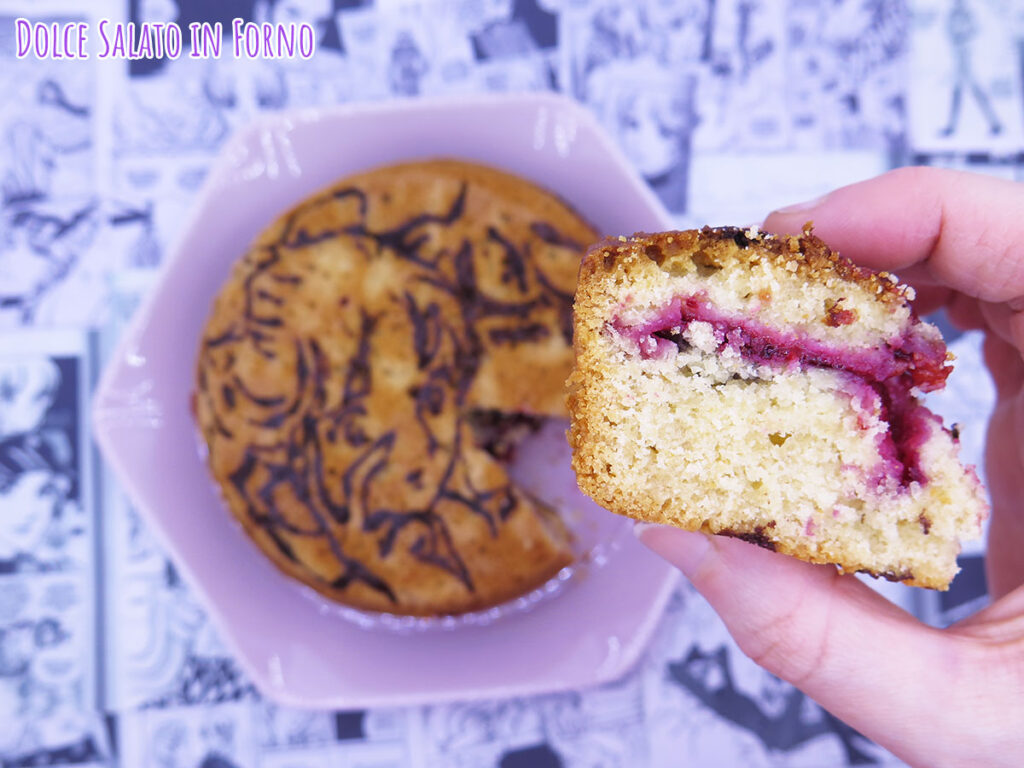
[736,589,834,691]
[885,164,936,187]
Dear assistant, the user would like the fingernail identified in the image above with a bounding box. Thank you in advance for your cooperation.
[635,524,712,579]
[633,521,660,538]
[772,192,828,216]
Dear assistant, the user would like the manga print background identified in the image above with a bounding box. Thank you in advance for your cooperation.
[0,13,104,330]
[0,356,85,576]
[0,0,1012,765]
[0,330,108,766]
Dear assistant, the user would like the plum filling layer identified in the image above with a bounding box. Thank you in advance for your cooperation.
[467,409,545,462]
[612,295,951,489]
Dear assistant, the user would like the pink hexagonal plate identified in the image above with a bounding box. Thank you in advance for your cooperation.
[93,93,678,708]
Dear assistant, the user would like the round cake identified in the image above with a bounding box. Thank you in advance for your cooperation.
[194,159,597,616]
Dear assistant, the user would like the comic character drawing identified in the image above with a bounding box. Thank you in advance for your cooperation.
[469,0,558,60]
[667,645,880,763]
[425,688,643,768]
[0,358,84,574]
[250,0,352,109]
[821,0,907,148]
[133,0,352,112]
[700,0,787,149]
[941,0,1002,136]
[119,0,243,155]
[0,617,69,680]
[151,719,189,768]
[421,700,542,768]
[733,0,777,79]
[781,0,908,152]
[697,0,774,100]
[107,200,162,269]
[586,59,697,212]
[636,587,889,764]
[0,200,99,326]
[564,3,703,211]
[142,711,248,768]
[108,156,209,274]
[0,358,60,442]
[197,720,243,768]
[536,683,647,767]
[119,558,253,708]
[0,53,98,325]
[388,31,429,96]
[259,705,334,748]
[1,74,91,206]
[571,4,646,93]
[0,604,104,765]
[569,0,709,81]
[128,0,249,77]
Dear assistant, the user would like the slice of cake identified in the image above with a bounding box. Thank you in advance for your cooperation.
[567,226,988,589]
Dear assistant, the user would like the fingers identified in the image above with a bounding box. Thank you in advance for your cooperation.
[910,285,954,317]
[635,524,969,766]
[983,388,1024,599]
[952,580,1024,632]
[763,167,1024,305]
[947,294,988,331]
[983,334,1024,400]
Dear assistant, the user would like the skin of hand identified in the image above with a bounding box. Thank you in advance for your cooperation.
[635,167,1024,768]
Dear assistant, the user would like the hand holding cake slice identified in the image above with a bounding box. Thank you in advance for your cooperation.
[567,226,988,589]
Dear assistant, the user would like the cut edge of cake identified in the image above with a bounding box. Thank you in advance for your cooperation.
[567,226,989,590]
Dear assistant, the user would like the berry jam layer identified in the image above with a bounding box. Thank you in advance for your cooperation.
[611,295,951,489]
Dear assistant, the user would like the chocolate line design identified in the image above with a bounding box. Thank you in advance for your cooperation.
[530,220,584,250]
[197,178,586,603]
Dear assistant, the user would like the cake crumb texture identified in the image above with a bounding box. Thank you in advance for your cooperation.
[568,227,988,589]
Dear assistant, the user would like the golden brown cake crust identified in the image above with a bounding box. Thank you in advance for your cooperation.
[195,159,597,616]
[584,226,915,307]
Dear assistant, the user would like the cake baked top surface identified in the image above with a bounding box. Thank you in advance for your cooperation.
[589,226,917,306]
[575,225,944,365]
[194,159,597,615]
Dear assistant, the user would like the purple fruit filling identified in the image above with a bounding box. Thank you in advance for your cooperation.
[612,295,950,489]
[467,409,545,462]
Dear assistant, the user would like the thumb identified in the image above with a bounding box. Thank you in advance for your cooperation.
[636,524,965,765]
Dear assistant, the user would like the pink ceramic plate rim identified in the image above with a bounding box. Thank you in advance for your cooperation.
[93,92,679,709]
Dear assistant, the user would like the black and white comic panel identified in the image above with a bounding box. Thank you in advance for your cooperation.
[909,0,1024,154]
[0,13,104,328]
[100,487,257,712]
[414,676,649,768]
[114,701,414,767]
[0,328,110,765]
[642,587,903,766]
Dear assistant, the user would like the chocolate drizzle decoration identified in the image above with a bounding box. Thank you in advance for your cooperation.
[195,168,590,607]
